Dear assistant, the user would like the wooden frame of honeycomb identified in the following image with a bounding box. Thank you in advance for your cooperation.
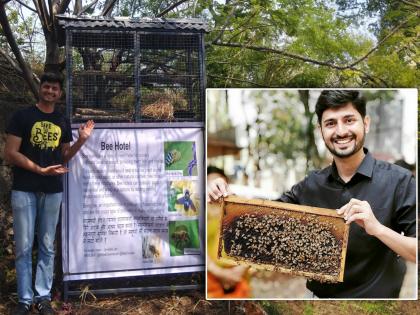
[217,196,349,282]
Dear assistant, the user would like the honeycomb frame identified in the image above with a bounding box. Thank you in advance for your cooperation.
[217,196,350,282]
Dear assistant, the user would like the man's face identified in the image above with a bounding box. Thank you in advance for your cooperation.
[320,102,370,158]
[39,81,62,103]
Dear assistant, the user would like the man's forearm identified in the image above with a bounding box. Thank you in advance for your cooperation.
[375,225,416,262]
[5,150,43,174]
[62,138,86,164]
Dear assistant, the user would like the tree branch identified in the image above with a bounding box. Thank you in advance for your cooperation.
[348,66,389,87]
[213,12,415,72]
[101,0,117,16]
[214,41,352,70]
[211,3,239,45]
[207,74,269,87]
[47,0,54,30]
[156,0,188,17]
[78,0,99,16]
[0,3,38,97]
[58,59,66,72]
[397,0,420,9]
[38,0,50,26]
[13,0,37,13]
[0,48,41,83]
[223,11,259,43]
[57,0,71,14]
[0,48,21,73]
[346,14,416,68]
[32,0,49,34]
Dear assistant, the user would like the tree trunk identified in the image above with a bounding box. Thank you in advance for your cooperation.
[44,32,61,72]
[299,90,321,171]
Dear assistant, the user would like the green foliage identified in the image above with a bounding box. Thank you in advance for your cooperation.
[254,91,306,163]
[358,301,396,315]
[303,301,314,315]
[368,52,417,87]
[227,90,321,177]
[1,2,43,65]
[203,0,418,88]
[1,0,418,90]
[0,7,18,47]
[259,301,285,315]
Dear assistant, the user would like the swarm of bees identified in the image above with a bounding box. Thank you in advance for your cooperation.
[222,212,342,278]
[165,149,181,167]
[171,225,191,250]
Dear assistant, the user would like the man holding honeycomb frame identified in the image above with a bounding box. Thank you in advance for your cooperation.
[208,90,416,298]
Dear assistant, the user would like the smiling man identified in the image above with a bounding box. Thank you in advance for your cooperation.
[4,72,94,314]
[208,90,416,298]
[291,90,417,298]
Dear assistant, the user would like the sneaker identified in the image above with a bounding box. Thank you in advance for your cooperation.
[12,303,31,315]
[36,300,55,315]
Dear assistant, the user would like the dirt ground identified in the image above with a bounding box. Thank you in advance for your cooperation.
[2,291,420,315]
[1,293,263,315]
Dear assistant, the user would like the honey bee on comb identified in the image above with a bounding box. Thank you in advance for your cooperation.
[223,213,342,280]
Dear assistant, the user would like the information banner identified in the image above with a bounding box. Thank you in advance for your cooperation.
[62,124,204,281]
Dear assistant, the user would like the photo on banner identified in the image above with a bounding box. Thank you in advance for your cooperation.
[167,180,200,216]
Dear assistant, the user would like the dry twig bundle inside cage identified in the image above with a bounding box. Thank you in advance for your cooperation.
[218,196,349,282]
[140,90,188,121]
[140,100,175,120]
[74,107,134,121]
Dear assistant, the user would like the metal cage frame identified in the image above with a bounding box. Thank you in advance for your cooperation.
[59,16,207,124]
[58,15,207,300]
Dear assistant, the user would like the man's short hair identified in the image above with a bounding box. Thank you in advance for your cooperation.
[40,72,64,90]
[315,90,366,124]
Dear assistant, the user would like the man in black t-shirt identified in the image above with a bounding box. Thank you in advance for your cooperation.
[4,72,94,315]
[207,90,416,298]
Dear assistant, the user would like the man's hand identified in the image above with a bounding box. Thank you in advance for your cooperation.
[207,177,231,202]
[78,120,95,142]
[337,198,382,236]
[338,198,416,262]
[39,164,69,176]
[63,120,95,163]
[4,134,68,176]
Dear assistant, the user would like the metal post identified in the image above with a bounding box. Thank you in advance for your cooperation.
[66,30,73,121]
[198,33,206,122]
[63,281,69,302]
[134,32,141,122]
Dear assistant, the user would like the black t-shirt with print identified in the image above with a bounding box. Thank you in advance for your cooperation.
[6,106,73,193]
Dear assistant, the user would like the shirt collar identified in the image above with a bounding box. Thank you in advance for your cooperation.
[329,148,375,182]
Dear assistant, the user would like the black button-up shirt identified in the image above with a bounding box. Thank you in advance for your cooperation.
[279,149,416,298]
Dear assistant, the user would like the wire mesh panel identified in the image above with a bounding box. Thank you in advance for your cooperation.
[66,25,205,123]
[138,33,202,122]
[70,31,135,122]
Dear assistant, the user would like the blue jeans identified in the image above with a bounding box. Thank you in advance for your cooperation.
[11,190,62,305]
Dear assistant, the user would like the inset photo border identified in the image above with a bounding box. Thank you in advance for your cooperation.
[206,88,417,300]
